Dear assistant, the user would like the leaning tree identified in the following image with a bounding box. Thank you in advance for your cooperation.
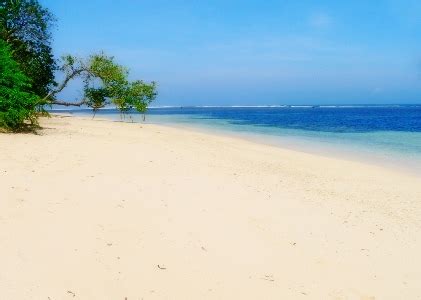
[43,53,157,119]
[0,0,157,131]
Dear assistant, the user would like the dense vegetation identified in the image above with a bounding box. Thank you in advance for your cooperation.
[0,0,156,131]
[0,0,56,98]
[0,39,39,131]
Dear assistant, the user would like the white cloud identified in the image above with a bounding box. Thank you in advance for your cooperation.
[309,12,332,29]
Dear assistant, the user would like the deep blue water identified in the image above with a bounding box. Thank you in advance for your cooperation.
[57,105,421,133]
[149,106,421,133]
[53,105,421,172]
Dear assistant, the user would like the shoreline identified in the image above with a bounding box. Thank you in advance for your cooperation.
[58,112,421,177]
[1,115,421,299]
[149,119,421,177]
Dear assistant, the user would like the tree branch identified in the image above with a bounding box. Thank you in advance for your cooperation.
[50,99,87,107]
[42,68,87,101]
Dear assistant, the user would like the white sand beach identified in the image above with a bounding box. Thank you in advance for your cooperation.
[1,115,420,299]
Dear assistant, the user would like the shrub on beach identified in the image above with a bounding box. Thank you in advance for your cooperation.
[0,39,40,131]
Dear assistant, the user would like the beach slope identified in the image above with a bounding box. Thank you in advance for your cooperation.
[1,116,420,299]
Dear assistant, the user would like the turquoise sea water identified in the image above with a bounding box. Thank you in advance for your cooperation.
[54,106,421,174]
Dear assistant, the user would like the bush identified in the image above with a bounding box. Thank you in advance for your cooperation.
[0,39,40,131]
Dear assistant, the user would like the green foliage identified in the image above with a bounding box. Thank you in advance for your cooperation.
[0,0,156,126]
[52,53,157,116]
[0,39,39,131]
[0,42,156,131]
[0,0,56,97]
[85,87,107,112]
[127,80,157,114]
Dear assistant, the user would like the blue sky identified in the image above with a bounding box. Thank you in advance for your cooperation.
[42,0,421,105]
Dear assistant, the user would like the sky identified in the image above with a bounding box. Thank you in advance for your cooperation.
[41,0,421,105]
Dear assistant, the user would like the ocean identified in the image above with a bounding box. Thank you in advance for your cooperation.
[53,105,421,174]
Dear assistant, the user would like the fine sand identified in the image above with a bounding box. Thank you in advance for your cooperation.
[1,115,421,299]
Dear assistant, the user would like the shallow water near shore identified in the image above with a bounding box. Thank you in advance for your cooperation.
[52,105,421,175]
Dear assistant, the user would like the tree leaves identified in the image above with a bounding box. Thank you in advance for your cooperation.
[1,0,157,126]
[48,53,157,117]
[0,0,56,97]
[0,39,39,131]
